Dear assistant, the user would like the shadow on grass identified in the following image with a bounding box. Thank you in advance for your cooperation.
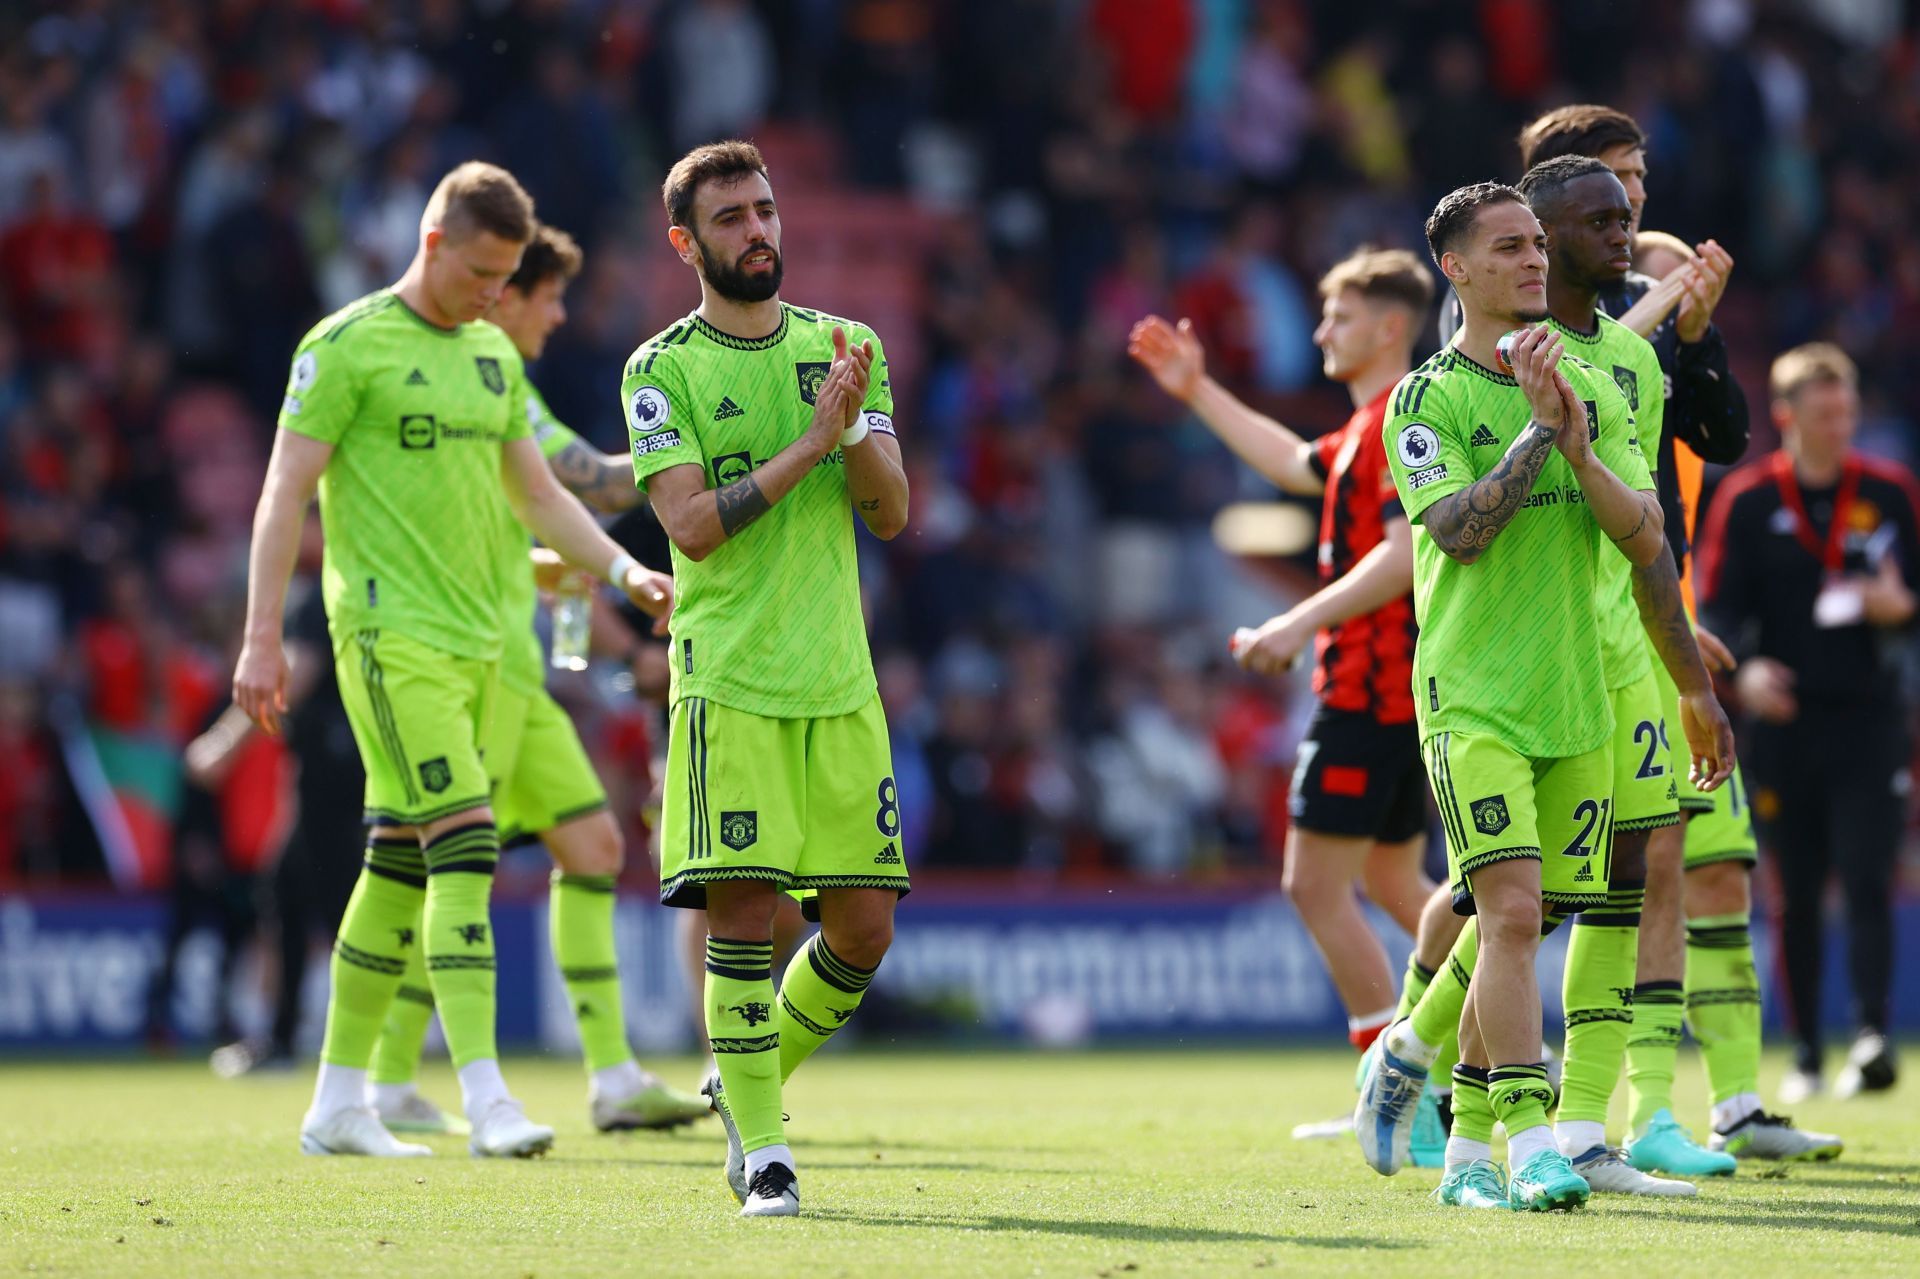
[806,1209,1414,1248]
[1608,1201,1920,1238]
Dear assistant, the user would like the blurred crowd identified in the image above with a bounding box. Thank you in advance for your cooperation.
[3,0,1918,890]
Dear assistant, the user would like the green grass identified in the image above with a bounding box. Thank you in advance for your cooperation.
[3,1048,1916,1277]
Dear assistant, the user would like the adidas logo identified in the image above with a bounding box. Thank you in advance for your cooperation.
[874,842,902,866]
[1574,861,1594,882]
[406,368,429,386]
[713,396,744,420]
[1470,425,1498,447]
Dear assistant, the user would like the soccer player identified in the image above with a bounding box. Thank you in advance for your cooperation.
[1518,105,1842,1161]
[1698,344,1917,1122]
[1522,155,1737,1188]
[363,223,709,1136]
[621,141,910,1217]
[1359,182,1668,1211]
[1127,249,1443,1121]
[234,163,673,1158]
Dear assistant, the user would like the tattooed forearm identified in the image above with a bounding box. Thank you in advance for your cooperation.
[1631,546,1711,692]
[715,474,771,537]
[1422,422,1557,563]
[552,442,646,513]
[1611,504,1650,544]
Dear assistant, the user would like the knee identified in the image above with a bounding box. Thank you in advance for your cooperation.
[1360,840,1427,902]
[1611,830,1651,882]
[1684,862,1750,919]
[1282,853,1349,912]
[1471,880,1540,946]
[824,913,894,970]
[552,816,625,878]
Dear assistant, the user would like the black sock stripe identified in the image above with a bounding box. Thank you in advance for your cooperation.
[1686,989,1761,1007]
[710,1033,780,1054]
[560,965,619,983]
[1410,959,1437,984]
[1451,1062,1491,1088]
[705,961,772,981]
[363,861,428,888]
[334,939,406,975]
[779,993,837,1038]
[807,941,869,994]
[1447,953,1472,991]
[426,955,497,971]
[423,822,500,851]
[394,984,436,1008]
[1487,1063,1550,1082]
[554,873,617,893]
[1576,912,1642,927]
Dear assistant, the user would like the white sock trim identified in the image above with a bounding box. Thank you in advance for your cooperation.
[744,1143,794,1181]
[1508,1124,1557,1168]
[312,1063,367,1119]
[591,1059,646,1098]
[1348,1005,1398,1035]
[457,1058,509,1121]
[1555,1119,1606,1158]
[370,1082,418,1109]
[1445,1136,1492,1170]
[1712,1091,1763,1132]
[1385,1020,1441,1069]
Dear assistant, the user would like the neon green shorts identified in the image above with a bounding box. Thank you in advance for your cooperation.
[1651,646,1714,815]
[1425,730,1613,913]
[334,629,496,827]
[1610,672,1681,833]
[1685,761,1759,868]
[658,693,909,910]
[488,680,608,844]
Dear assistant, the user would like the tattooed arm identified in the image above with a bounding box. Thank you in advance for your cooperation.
[643,354,866,561]
[1632,545,1735,788]
[550,439,649,514]
[1420,421,1558,564]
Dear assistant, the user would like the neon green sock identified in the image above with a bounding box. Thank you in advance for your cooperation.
[1626,980,1685,1132]
[1449,1063,1495,1144]
[777,934,878,1082]
[1394,955,1436,1022]
[551,872,632,1073]
[421,823,501,1069]
[1488,1063,1555,1140]
[1686,912,1761,1106]
[369,941,433,1085]
[1556,883,1641,1125]
[706,937,784,1154]
[1409,919,1475,1051]
[319,838,425,1068]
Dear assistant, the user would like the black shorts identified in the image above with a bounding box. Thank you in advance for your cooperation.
[1288,704,1427,842]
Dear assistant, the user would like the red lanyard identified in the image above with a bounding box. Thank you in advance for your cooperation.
[1771,450,1861,575]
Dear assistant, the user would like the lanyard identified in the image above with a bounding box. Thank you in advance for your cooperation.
[1771,450,1861,576]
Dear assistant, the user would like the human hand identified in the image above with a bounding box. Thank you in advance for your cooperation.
[619,566,674,636]
[1230,614,1312,676]
[1549,369,1594,469]
[1860,555,1917,627]
[1678,689,1735,791]
[1693,624,1736,673]
[1676,240,1734,343]
[1615,266,1693,339]
[1734,656,1797,724]
[1510,325,1568,430]
[1126,315,1206,402]
[232,637,289,735]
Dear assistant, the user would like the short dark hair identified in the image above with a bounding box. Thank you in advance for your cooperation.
[1517,104,1646,170]
[1516,155,1616,221]
[424,161,535,245]
[507,223,584,293]
[1318,246,1435,315]
[1424,182,1527,269]
[662,140,770,228]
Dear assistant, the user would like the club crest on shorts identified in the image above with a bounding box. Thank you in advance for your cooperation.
[794,361,831,405]
[1470,794,1510,836]
[720,810,758,850]
[418,757,452,794]
[474,356,505,395]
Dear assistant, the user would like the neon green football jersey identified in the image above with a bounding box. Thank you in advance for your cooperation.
[1384,343,1651,758]
[621,304,893,718]
[1550,311,1665,691]
[278,290,532,659]
[495,381,583,694]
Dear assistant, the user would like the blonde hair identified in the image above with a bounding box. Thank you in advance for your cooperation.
[1769,342,1857,403]
[422,161,535,245]
[1318,246,1435,314]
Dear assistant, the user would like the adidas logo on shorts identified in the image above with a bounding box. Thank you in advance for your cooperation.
[1470,425,1499,448]
[1573,861,1594,883]
[874,842,902,866]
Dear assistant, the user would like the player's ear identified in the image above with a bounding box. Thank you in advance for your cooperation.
[667,224,696,265]
[1440,250,1468,288]
[422,225,444,258]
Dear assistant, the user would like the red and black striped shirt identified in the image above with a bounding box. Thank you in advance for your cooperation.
[1306,388,1417,724]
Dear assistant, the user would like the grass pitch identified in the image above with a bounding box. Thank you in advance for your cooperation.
[3,1047,1917,1277]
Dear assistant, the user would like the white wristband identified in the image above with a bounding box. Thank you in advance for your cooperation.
[839,414,871,447]
[606,551,639,586]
